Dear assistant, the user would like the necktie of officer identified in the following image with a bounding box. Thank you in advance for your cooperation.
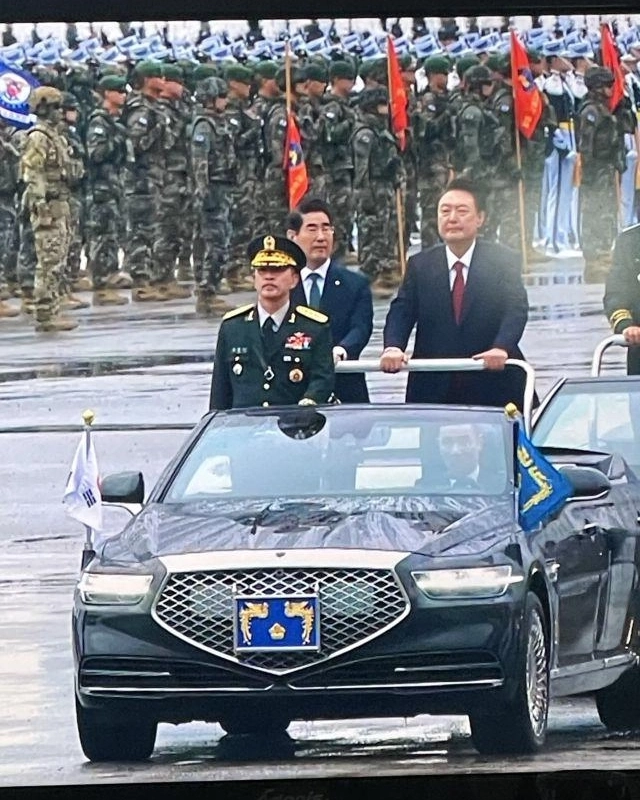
[308,272,322,309]
[261,316,276,350]
[451,261,465,324]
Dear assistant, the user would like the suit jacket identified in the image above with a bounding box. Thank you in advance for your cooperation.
[209,303,335,411]
[383,240,530,408]
[292,259,373,403]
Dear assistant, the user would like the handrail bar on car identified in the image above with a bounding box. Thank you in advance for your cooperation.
[590,335,629,377]
[335,358,535,434]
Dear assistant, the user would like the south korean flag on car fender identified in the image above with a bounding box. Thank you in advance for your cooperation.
[63,430,103,530]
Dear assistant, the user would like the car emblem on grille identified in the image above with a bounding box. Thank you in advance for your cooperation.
[233,594,320,653]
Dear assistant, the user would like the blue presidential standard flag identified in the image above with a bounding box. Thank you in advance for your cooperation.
[516,423,572,531]
[0,60,39,129]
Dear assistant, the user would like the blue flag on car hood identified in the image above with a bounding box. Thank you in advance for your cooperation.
[0,60,39,129]
[516,423,572,531]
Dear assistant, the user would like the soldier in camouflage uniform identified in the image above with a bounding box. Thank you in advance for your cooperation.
[318,59,356,261]
[251,60,280,125]
[59,93,90,310]
[121,60,168,302]
[298,61,328,199]
[578,66,627,283]
[0,118,20,318]
[190,77,237,316]
[352,87,403,298]
[153,64,192,300]
[414,55,453,249]
[85,75,130,306]
[14,125,38,315]
[262,68,294,233]
[399,54,419,246]
[224,64,263,292]
[20,85,76,332]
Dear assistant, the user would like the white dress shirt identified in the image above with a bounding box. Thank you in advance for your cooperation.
[257,301,290,331]
[445,241,476,290]
[300,259,330,305]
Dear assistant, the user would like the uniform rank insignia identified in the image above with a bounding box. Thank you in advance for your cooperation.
[296,306,328,323]
[285,332,312,349]
[289,368,304,383]
[222,303,253,321]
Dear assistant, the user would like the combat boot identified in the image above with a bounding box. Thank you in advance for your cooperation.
[7,283,21,298]
[583,260,609,285]
[0,284,10,301]
[105,271,133,290]
[72,274,93,292]
[215,278,233,295]
[61,293,91,311]
[195,290,219,316]
[176,258,192,283]
[131,282,163,302]
[93,288,129,306]
[34,315,79,332]
[0,300,19,318]
[156,280,192,301]
[525,247,547,265]
[208,294,235,312]
[20,288,35,315]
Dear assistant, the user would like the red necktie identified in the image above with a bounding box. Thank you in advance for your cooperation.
[451,261,465,324]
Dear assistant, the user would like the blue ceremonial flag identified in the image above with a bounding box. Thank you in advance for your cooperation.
[516,423,572,531]
[0,60,39,129]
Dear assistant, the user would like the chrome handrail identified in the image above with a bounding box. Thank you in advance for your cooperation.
[336,358,535,434]
[590,335,628,377]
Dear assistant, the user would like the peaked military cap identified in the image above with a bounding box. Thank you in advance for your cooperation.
[162,63,184,82]
[329,60,356,80]
[97,75,128,92]
[132,60,164,79]
[247,235,306,272]
[225,64,254,83]
[423,55,451,75]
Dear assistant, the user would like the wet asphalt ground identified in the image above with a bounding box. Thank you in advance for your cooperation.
[1,258,638,786]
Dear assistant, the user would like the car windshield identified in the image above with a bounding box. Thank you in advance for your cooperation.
[162,407,513,503]
[532,380,640,471]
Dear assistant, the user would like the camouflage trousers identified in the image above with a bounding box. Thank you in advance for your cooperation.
[63,192,84,290]
[30,198,70,321]
[418,164,450,249]
[356,184,397,281]
[325,173,353,260]
[307,169,327,200]
[0,194,16,287]
[196,182,232,291]
[263,164,289,232]
[491,181,522,253]
[227,173,258,279]
[177,193,194,269]
[18,205,37,290]
[581,170,618,263]
[402,160,418,245]
[86,197,120,289]
[123,190,160,283]
[154,173,189,282]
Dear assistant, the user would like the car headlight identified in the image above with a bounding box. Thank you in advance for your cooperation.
[411,566,523,599]
[77,573,153,605]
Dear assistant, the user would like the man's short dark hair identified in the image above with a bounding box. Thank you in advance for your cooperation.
[440,177,487,213]
[286,197,334,233]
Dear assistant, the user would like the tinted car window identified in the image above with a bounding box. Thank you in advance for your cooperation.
[163,409,512,502]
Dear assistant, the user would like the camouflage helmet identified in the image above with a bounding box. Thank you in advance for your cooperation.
[584,65,615,90]
[28,85,63,113]
[464,64,494,87]
[194,76,228,103]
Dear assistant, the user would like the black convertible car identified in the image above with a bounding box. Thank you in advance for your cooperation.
[72,351,640,761]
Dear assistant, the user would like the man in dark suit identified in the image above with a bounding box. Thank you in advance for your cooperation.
[380,178,531,410]
[209,234,335,411]
[603,223,640,374]
[286,197,373,403]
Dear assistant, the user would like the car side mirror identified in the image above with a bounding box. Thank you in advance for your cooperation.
[101,471,145,505]
[560,465,612,500]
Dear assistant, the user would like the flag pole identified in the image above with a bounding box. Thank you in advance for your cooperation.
[284,40,292,120]
[81,408,95,566]
[510,28,529,275]
[386,37,407,277]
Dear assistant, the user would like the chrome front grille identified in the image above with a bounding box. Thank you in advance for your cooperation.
[153,568,408,674]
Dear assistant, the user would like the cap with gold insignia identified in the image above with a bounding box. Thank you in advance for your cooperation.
[247,235,306,272]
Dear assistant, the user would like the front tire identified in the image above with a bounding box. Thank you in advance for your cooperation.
[76,698,157,762]
[469,591,549,755]
[596,666,640,731]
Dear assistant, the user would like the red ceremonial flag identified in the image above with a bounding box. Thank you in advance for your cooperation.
[387,35,408,151]
[509,30,543,139]
[282,111,308,210]
[600,23,625,112]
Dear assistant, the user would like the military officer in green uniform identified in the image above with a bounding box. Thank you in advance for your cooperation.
[210,235,335,411]
[603,224,640,374]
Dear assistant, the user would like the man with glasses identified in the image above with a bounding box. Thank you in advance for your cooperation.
[286,197,373,403]
[209,234,335,411]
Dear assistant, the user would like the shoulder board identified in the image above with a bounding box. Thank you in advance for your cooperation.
[296,305,329,323]
[222,303,254,321]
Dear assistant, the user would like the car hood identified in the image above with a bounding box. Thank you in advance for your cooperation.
[97,496,516,564]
